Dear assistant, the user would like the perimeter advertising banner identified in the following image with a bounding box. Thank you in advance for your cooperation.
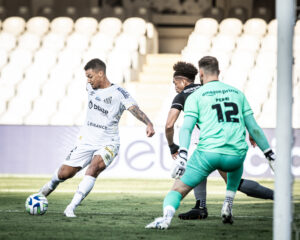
[0,126,299,178]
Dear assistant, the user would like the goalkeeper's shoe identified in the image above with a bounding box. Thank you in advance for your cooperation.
[221,202,233,224]
[39,183,54,197]
[145,217,170,230]
[178,207,208,220]
[64,205,76,218]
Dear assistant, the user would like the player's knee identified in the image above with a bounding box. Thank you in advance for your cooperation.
[57,166,79,180]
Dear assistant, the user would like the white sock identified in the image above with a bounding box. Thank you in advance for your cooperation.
[49,169,64,190]
[69,175,96,210]
[224,190,236,209]
[163,205,175,222]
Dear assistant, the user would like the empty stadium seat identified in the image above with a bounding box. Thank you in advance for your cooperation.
[208,50,231,72]
[16,80,41,101]
[9,48,33,71]
[24,96,57,125]
[295,19,300,36]
[48,65,74,85]
[114,33,140,53]
[2,17,26,36]
[0,100,6,116]
[0,32,17,51]
[57,49,82,71]
[42,32,66,52]
[243,18,267,38]
[256,52,277,71]
[42,80,67,101]
[260,35,277,52]
[98,17,122,38]
[123,17,147,38]
[194,18,219,37]
[0,83,15,102]
[0,97,32,124]
[267,19,277,36]
[24,65,49,88]
[186,33,211,52]
[50,112,75,125]
[74,17,98,36]
[90,32,115,53]
[223,66,248,91]
[0,49,8,70]
[248,66,273,90]
[230,50,255,71]
[0,64,24,86]
[26,17,50,36]
[236,34,261,52]
[33,48,57,70]
[211,34,236,53]
[17,32,41,51]
[50,17,74,36]
[219,18,243,37]
[65,33,90,52]
[83,49,108,65]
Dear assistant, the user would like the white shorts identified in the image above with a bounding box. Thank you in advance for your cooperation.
[63,143,120,168]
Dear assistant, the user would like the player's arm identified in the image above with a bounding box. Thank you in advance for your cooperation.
[165,108,181,159]
[179,115,197,150]
[244,114,275,170]
[128,105,155,137]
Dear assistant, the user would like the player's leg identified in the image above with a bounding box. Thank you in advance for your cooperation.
[64,145,119,217]
[178,179,208,220]
[217,154,246,224]
[146,150,213,229]
[218,170,273,200]
[145,179,193,229]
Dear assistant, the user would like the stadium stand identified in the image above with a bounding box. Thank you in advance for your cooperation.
[0,11,298,129]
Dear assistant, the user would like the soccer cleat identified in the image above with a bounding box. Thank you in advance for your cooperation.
[64,205,76,218]
[39,183,54,197]
[221,202,233,224]
[145,217,170,230]
[178,207,208,220]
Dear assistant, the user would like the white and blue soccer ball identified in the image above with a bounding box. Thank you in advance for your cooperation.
[25,193,48,215]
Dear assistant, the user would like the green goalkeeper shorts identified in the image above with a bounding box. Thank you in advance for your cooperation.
[181,150,246,188]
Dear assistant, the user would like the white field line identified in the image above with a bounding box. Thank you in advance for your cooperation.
[0,209,273,219]
[0,189,225,194]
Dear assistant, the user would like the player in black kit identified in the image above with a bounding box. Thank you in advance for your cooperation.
[165,61,274,220]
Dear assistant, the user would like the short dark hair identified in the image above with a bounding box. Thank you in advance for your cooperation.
[84,58,106,73]
[198,56,220,76]
[173,61,198,82]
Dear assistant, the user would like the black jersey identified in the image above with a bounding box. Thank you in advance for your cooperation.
[171,83,201,111]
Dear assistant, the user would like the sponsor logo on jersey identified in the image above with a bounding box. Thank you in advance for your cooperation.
[95,96,101,102]
[202,89,239,96]
[117,87,129,99]
[89,100,93,109]
[104,96,112,104]
[184,86,200,93]
[88,101,108,114]
[87,121,108,129]
[105,146,114,157]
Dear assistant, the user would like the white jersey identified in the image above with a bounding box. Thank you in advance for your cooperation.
[78,83,137,146]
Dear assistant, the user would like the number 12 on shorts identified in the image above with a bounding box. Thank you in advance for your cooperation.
[212,102,239,123]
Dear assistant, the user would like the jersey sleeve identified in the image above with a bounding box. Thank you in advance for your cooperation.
[242,93,253,117]
[183,93,199,119]
[117,87,137,109]
[171,93,184,111]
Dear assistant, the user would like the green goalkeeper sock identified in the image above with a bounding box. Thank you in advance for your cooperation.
[163,190,182,210]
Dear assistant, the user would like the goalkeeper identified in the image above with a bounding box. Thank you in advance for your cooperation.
[166,61,274,220]
[146,56,275,229]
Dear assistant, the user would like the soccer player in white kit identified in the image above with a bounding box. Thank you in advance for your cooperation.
[39,59,155,217]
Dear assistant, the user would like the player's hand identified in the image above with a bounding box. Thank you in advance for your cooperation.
[264,148,276,172]
[169,143,179,159]
[249,135,256,148]
[146,123,155,137]
[171,149,187,179]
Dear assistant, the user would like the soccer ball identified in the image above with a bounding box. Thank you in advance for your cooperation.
[25,193,48,215]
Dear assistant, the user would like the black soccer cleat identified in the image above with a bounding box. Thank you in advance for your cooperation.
[178,207,208,220]
[221,213,233,224]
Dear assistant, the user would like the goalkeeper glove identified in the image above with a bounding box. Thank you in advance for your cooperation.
[171,148,187,179]
[264,148,276,172]
[169,143,179,155]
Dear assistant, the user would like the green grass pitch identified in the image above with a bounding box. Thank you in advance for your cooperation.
[0,176,299,240]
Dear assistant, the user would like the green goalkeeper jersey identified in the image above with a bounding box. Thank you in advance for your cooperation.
[184,80,253,156]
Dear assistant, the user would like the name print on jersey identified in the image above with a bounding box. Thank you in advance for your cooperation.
[88,100,108,115]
